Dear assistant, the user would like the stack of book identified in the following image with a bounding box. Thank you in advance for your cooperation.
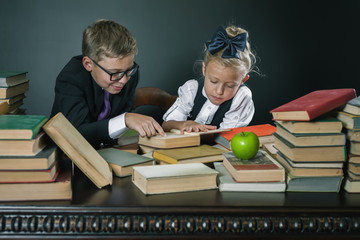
[270,89,356,192]
[138,129,228,165]
[0,71,29,114]
[214,149,286,192]
[337,96,360,192]
[0,114,72,201]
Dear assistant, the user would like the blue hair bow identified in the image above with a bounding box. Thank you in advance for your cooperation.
[206,26,247,59]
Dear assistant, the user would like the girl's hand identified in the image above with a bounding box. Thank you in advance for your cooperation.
[180,121,217,134]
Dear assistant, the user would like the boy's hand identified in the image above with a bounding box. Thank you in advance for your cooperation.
[125,113,166,137]
[180,121,217,134]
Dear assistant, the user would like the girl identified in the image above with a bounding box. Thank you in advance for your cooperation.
[162,25,256,133]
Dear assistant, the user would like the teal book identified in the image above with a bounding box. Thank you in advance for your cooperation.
[0,115,48,140]
[97,147,153,177]
[0,71,28,87]
[286,173,343,192]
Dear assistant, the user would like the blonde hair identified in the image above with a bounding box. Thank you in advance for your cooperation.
[204,25,256,76]
[82,19,138,61]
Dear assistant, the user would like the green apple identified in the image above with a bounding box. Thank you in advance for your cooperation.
[230,131,260,160]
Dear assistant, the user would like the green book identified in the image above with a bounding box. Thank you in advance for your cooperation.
[0,71,28,87]
[0,115,48,140]
[97,147,153,177]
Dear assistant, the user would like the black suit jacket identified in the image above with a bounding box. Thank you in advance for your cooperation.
[50,55,139,148]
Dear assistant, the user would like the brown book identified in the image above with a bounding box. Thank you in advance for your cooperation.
[97,147,153,177]
[43,112,112,189]
[276,151,343,177]
[153,144,226,164]
[222,150,285,183]
[138,132,200,149]
[0,82,29,98]
[0,144,59,170]
[0,131,49,156]
[0,162,72,202]
[132,163,218,195]
[0,160,59,183]
[273,133,346,162]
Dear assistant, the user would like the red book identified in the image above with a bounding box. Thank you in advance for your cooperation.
[221,150,285,182]
[214,124,276,150]
[270,89,356,121]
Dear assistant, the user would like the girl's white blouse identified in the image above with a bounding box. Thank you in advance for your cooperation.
[163,79,255,129]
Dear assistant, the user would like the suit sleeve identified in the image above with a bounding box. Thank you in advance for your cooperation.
[51,69,114,148]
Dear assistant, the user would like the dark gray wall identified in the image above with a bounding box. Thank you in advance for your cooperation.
[1,0,359,125]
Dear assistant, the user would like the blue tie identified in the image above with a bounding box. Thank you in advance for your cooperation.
[97,91,111,121]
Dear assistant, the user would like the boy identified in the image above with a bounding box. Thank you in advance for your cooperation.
[51,19,165,148]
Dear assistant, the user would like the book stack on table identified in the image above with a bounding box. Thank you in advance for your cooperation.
[337,96,360,193]
[0,71,29,114]
[0,114,72,202]
[270,89,357,192]
[215,150,286,192]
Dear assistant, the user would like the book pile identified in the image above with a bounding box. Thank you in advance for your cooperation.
[270,89,356,192]
[0,71,29,114]
[0,114,72,201]
[214,150,286,192]
[138,129,228,165]
[337,96,360,192]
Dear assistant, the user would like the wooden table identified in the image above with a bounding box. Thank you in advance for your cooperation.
[1,166,360,239]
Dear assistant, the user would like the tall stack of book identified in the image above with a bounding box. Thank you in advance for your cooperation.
[0,114,72,201]
[0,71,29,114]
[337,96,360,192]
[270,89,356,192]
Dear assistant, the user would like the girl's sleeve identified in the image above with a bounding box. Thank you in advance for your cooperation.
[219,85,255,129]
[163,80,198,122]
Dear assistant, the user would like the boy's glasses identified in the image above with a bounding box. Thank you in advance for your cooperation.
[91,58,139,81]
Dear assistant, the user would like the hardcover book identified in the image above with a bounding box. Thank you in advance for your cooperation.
[138,132,200,149]
[222,150,285,182]
[336,111,360,130]
[43,112,112,189]
[274,123,346,147]
[0,81,29,98]
[275,150,343,177]
[275,117,343,134]
[341,96,360,115]
[0,161,72,202]
[97,147,153,177]
[286,173,343,192]
[152,144,226,164]
[270,89,356,121]
[132,163,218,195]
[0,160,59,183]
[273,133,346,162]
[0,144,59,170]
[214,162,286,192]
[0,71,28,87]
[0,114,48,140]
[0,131,49,156]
